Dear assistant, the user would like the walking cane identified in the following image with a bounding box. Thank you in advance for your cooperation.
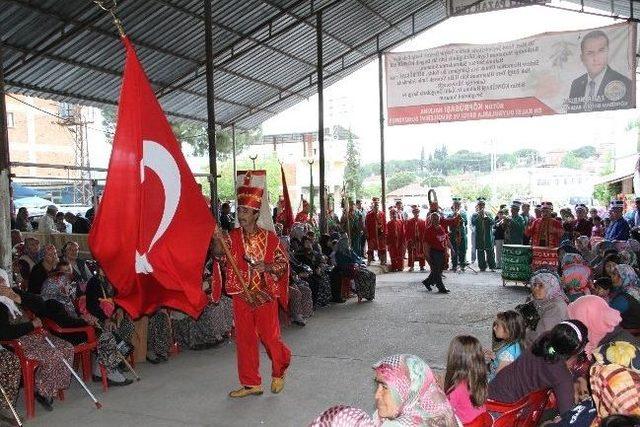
[43,336,102,410]
[117,351,140,381]
[0,383,22,426]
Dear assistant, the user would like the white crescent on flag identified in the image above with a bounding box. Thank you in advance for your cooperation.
[135,139,181,274]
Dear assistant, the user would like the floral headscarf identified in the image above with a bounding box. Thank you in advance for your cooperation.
[531,270,566,302]
[619,250,638,268]
[567,295,622,355]
[614,264,640,302]
[560,254,591,300]
[576,236,591,252]
[372,354,458,427]
[310,405,374,427]
[626,239,640,253]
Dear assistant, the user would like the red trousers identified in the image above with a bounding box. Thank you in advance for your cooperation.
[232,296,291,387]
[407,245,425,268]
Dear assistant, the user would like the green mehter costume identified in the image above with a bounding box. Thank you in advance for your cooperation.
[471,197,496,271]
[447,197,468,270]
[341,200,365,257]
[504,201,525,245]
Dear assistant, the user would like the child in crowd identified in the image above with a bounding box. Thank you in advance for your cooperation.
[592,216,604,237]
[487,310,525,382]
[443,335,488,424]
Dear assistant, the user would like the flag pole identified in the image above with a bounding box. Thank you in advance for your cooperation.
[93,1,126,37]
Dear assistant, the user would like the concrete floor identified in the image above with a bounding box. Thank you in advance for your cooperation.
[22,269,529,427]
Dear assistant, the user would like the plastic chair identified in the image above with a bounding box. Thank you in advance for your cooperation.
[463,411,493,427]
[1,335,41,419]
[486,388,551,427]
[42,318,108,392]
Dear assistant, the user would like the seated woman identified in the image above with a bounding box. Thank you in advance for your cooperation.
[0,268,74,411]
[608,264,640,329]
[0,344,21,424]
[173,261,233,350]
[559,253,591,302]
[488,319,589,415]
[373,354,459,426]
[27,243,58,295]
[40,261,132,386]
[331,236,376,303]
[295,236,332,308]
[522,270,569,348]
[575,235,595,264]
[60,241,93,294]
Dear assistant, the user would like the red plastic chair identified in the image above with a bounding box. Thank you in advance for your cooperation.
[486,388,551,427]
[463,411,493,427]
[42,319,108,392]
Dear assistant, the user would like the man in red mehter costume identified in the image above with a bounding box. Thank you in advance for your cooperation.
[525,201,563,247]
[295,199,312,223]
[213,179,291,398]
[365,197,386,265]
[386,208,405,272]
[405,205,426,271]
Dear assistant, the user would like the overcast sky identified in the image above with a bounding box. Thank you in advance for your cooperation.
[262,4,639,164]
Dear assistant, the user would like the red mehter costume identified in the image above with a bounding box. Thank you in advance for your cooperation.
[525,217,563,247]
[386,212,405,272]
[405,215,427,270]
[365,206,386,263]
[220,184,291,389]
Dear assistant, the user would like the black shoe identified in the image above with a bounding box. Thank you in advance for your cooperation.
[146,356,161,364]
[35,393,54,411]
[423,283,432,291]
[107,378,134,387]
[293,319,306,327]
[437,288,450,294]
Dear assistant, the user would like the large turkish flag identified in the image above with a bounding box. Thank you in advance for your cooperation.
[89,37,214,318]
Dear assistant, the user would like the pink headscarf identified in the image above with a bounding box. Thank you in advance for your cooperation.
[567,295,622,355]
[309,405,374,427]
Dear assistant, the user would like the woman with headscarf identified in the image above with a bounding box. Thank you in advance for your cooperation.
[332,236,376,302]
[575,235,595,264]
[309,405,374,426]
[523,270,569,348]
[560,253,592,302]
[0,268,74,411]
[0,346,20,425]
[589,364,640,426]
[372,354,459,426]
[608,264,640,329]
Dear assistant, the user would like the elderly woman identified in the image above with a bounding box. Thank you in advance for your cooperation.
[560,253,591,302]
[608,264,640,329]
[60,241,93,294]
[0,268,73,411]
[27,243,58,295]
[40,262,132,386]
[523,270,569,348]
[575,235,595,264]
[331,236,376,302]
[373,354,459,426]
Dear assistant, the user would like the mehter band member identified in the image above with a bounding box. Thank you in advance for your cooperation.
[214,181,291,398]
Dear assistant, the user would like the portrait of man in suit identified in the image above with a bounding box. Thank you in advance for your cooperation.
[567,29,633,113]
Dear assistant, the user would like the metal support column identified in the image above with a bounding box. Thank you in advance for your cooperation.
[378,51,386,213]
[204,0,218,219]
[0,42,13,274]
[316,11,327,233]
[231,124,237,184]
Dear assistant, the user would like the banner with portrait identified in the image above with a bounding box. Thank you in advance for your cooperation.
[386,22,636,125]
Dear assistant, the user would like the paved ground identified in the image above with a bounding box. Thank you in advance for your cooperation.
[22,269,530,427]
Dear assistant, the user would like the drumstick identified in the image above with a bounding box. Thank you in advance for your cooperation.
[0,382,22,426]
[217,236,256,305]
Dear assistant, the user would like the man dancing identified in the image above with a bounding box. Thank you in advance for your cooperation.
[214,181,291,398]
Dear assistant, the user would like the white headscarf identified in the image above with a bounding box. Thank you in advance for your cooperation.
[0,268,22,319]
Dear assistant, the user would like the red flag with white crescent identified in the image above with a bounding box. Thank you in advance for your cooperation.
[89,37,215,318]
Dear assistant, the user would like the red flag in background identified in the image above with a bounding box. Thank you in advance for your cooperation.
[89,37,214,318]
[279,165,294,234]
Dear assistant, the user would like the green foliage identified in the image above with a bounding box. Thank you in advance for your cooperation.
[421,175,446,187]
[386,171,416,193]
[449,177,492,202]
[561,152,583,169]
[101,107,260,161]
[513,148,541,164]
[570,145,596,159]
[593,183,614,205]
[343,132,363,198]
[361,183,381,199]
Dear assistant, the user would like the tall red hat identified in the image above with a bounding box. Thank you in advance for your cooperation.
[237,185,263,210]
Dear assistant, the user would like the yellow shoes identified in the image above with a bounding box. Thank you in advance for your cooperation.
[228,386,263,398]
[271,376,285,394]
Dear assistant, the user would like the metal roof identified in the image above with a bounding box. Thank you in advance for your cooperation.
[0,0,636,130]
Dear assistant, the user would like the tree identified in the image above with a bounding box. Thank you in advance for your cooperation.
[570,145,597,159]
[101,106,260,160]
[343,132,363,198]
[421,175,446,187]
[593,183,614,205]
[386,171,416,193]
[420,145,425,175]
[212,152,284,202]
[561,152,582,169]
[449,178,492,202]
[514,148,541,165]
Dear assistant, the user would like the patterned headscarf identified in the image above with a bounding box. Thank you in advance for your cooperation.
[614,264,640,302]
[372,354,458,427]
[619,250,638,268]
[575,236,590,251]
[561,253,586,268]
[589,364,640,424]
[531,269,565,302]
[625,239,640,253]
[567,295,622,355]
[309,405,374,427]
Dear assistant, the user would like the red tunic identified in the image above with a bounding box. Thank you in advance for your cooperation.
[386,219,405,269]
[365,210,386,251]
[525,218,563,247]
[425,223,448,252]
[404,218,427,259]
[295,212,310,223]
